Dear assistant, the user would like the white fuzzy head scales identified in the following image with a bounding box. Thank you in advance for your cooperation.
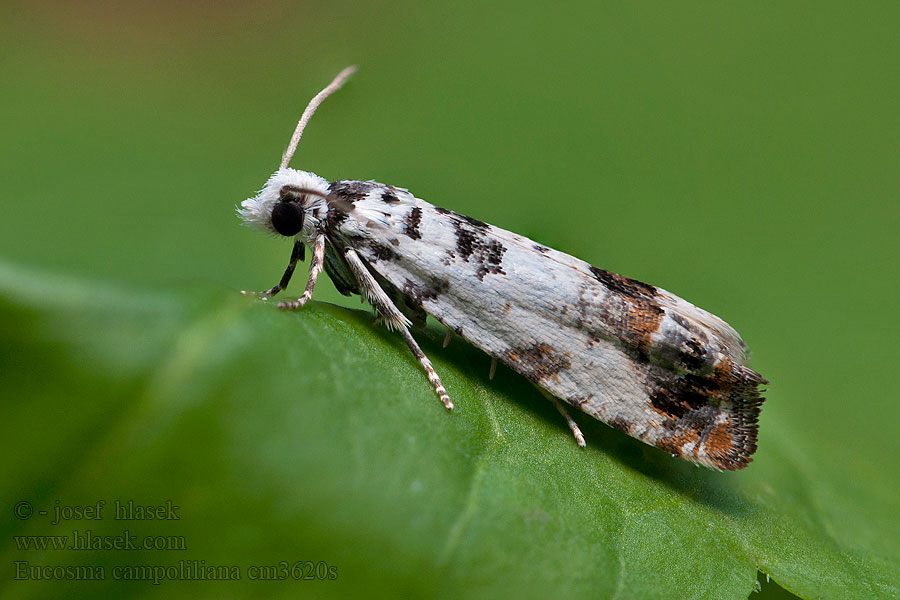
[237,168,330,235]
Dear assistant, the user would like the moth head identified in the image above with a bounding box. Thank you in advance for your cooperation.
[238,168,330,237]
[238,66,356,238]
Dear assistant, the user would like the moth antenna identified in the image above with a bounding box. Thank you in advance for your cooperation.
[281,65,358,169]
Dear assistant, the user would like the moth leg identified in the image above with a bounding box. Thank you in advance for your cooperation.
[442,331,453,348]
[398,327,453,411]
[539,388,586,448]
[343,248,452,410]
[342,248,410,330]
[489,357,498,380]
[242,239,305,298]
[277,235,325,310]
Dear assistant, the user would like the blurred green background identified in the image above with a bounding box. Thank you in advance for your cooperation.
[2,1,898,598]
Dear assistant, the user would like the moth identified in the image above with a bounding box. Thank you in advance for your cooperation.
[239,67,767,471]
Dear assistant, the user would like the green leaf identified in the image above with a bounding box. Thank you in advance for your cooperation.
[1,261,897,599]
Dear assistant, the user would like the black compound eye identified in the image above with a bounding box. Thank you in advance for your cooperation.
[271,201,305,236]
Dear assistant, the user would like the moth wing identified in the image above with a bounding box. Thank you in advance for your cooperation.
[337,191,764,470]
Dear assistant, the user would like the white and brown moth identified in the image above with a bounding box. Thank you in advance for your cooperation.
[239,67,767,471]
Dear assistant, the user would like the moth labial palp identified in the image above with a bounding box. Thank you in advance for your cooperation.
[237,67,768,471]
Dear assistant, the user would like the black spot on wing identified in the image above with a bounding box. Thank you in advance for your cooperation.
[650,382,711,420]
[588,265,658,299]
[404,207,422,240]
[452,221,506,280]
[322,209,347,233]
[679,340,710,372]
[380,189,400,204]
[455,226,477,260]
[330,180,372,203]
[477,239,506,280]
[533,244,550,254]
[367,241,398,262]
[402,276,450,306]
[647,363,756,423]
[647,358,765,470]
[324,180,373,232]
[433,206,488,230]
[462,215,489,230]
[504,343,571,383]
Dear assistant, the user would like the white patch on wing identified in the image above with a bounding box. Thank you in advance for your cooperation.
[655,292,747,361]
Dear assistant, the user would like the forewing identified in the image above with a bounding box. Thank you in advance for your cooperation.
[327,184,765,470]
